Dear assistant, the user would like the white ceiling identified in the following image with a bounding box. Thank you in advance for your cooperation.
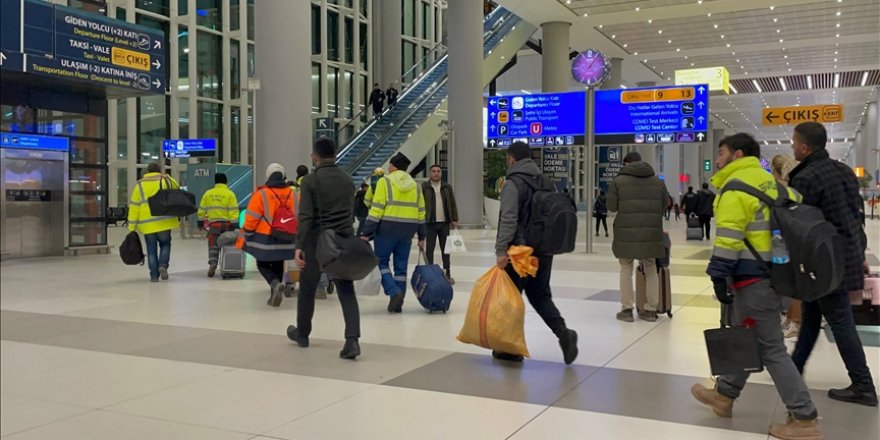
[495,0,880,159]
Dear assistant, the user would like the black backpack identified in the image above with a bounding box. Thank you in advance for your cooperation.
[120,231,145,266]
[509,173,577,255]
[723,180,844,301]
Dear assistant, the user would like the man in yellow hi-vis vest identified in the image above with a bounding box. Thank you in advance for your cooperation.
[128,163,181,282]
[198,173,239,277]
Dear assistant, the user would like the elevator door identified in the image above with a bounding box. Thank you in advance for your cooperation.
[1,149,67,258]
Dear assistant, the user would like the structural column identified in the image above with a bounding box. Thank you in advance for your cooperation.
[540,22,570,92]
[376,0,402,88]
[861,101,878,179]
[447,0,483,226]
[254,1,311,178]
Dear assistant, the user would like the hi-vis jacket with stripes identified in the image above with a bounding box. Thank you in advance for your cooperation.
[235,175,297,261]
[198,183,239,223]
[706,156,801,281]
[361,170,426,240]
[127,172,181,234]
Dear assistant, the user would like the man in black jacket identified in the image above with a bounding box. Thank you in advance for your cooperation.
[368,83,385,118]
[788,122,877,407]
[681,186,698,217]
[287,138,362,360]
[422,165,459,284]
[354,182,370,236]
[694,183,715,240]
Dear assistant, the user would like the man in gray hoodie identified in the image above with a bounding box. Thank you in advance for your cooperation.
[608,152,669,323]
[493,141,579,365]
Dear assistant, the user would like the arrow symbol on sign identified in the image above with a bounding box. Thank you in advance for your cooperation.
[0,52,5,65]
[319,119,328,128]
[489,140,496,147]
[697,101,705,109]
[765,112,779,124]
[697,86,706,95]
[152,60,161,69]
[152,79,162,88]
[154,40,162,50]
[697,116,705,123]
[489,99,496,106]
[490,112,496,118]
[697,132,706,141]
[490,125,496,132]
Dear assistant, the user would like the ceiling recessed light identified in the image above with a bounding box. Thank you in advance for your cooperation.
[776,29,781,33]
[773,18,778,23]
[623,43,628,48]
[676,48,680,52]
[658,30,663,34]
[643,59,647,62]
[836,33,840,37]
[770,6,775,10]
[635,7,640,11]
[836,23,840,28]
[691,63,695,66]
[726,43,731,47]
[633,52,638,55]
[648,19,653,23]
[698,0,703,4]
[583,13,588,17]
[836,11,841,16]
[807,75,813,89]
[707,13,711,17]
[668,39,672,43]
[721,35,725,39]
[612,34,616,38]
[599,25,603,28]
[834,51,839,54]
[779,39,784,43]
[834,58,838,62]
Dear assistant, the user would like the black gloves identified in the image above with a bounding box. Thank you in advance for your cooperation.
[713,278,734,305]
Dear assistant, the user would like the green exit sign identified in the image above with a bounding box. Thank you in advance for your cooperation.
[704,160,712,171]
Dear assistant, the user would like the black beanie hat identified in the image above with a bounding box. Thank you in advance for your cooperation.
[390,153,411,171]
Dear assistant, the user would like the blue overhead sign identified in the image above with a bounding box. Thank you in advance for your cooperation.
[162,139,217,158]
[594,84,710,145]
[0,132,71,152]
[0,0,167,95]
[486,91,586,148]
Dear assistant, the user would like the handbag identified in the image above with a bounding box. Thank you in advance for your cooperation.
[447,228,467,254]
[704,303,764,376]
[316,229,378,281]
[147,177,197,217]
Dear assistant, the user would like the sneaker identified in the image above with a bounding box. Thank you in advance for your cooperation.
[339,338,361,360]
[268,281,284,307]
[559,329,579,365]
[150,277,159,283]
[283,284,296,298]
[690,384,734,418]
[159,267,169,280]
[286,325,309,347]
[492,350,524,362]
[445,270,455,285]
[638,310,658,322]
[316,287,328,300]
[207,264,217,278]
[768,413,823,440]
[827,384,879,407]
[616,309,634,323]
[783,321,800,339]
[387,294,404,313]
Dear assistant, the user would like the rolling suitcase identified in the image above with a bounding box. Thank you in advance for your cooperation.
[218,246,246,279]
[636,262,673,318]
[686,214,703,240]
[411,251,453,313]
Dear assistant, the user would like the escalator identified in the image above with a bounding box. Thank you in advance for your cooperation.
[336,7,536,184]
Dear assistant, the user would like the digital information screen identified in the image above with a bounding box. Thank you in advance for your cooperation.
[486,91,586,148]
[162,139,217,158]
[0,132,71,152]
[594,84,709,145]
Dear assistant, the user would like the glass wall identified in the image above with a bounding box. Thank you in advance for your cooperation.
[400,0,444,85]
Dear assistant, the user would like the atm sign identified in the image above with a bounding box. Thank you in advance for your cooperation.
[111,47,151,72]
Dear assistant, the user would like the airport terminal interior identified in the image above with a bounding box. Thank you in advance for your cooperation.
[1,0,879,439]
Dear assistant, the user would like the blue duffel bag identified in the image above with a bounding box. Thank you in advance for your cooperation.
[411,250,453,313]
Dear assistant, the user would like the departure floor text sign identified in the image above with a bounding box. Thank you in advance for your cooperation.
[762,105,843,126]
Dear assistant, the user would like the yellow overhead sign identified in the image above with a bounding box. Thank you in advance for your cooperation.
[762,105,843,126]
[111,47,151,72]
[675,66,730,94]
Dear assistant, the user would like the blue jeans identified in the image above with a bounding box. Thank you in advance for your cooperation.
[144,230,172,280]
[374,234,412,296]
[791,288,876,393]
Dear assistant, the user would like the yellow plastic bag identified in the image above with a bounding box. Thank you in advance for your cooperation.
[508,245,538,278]
[457,266,530,357]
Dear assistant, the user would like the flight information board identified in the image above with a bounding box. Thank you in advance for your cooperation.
[486,91,586,148]
[594,84,709,144]
[0,132,71,152]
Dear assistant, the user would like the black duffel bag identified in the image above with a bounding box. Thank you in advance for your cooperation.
[120,231,145,265]
[147,177,197,217]
[316,229,378,281]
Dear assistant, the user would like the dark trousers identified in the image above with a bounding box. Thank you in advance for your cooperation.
[297,238,360,339]
[792,289,876,393]
[256,260,284,286]
[504,255,567,339]
[595,215,608,235]
[698,215,712,239]
[425,222,451,270]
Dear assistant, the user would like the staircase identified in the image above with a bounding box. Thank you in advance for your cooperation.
[336,7,537,184]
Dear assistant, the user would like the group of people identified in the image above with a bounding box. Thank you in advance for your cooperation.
[368,82,399,118]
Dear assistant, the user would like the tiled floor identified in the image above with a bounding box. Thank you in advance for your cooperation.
[1,217,878,439]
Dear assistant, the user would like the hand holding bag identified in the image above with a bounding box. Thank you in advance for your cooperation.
[316,229,378,281]
[703,302,764,376]
[446,228,468,254]
[147,177,198,217]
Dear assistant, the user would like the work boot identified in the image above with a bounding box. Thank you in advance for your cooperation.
[768,413,823,440]
[639,310,658,322]
[492,351,524,362]
[559,329,579,365]
[159,266,169,280]
[207,264,217,278]
[268,280,284,307]
[616,309,634,323]
[445,270,455,285]
[387,293,404,313]
[690,384,733,418]
[339,338,361,360]
[827,384,879,407]
[286,325,309,347]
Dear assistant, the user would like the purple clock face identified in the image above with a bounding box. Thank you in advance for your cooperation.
[571,50,609,86]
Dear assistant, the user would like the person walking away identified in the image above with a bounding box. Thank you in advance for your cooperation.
[608,152,668,322]
[354,182,370,236]
[422,165,459,284]
[695,183,716,240]
[673,202,681,220]
[237,163,297,307]
[691,133,823,439]
[594,190,609,237]
[363,167,385,210]
[361,153,426,313]
[198,173,239,277]
[666,195,673,220]
[386,82,399,107]
[368,83,385,118]
[291,164,331,298]
[492,141,579,364]
[681,186,698,218]
[788,122,877,407]
[770,155,801,339]
[128,163,180,282]
[287,138,362,360]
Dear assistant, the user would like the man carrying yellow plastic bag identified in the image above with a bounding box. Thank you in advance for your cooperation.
[458,142,578,365]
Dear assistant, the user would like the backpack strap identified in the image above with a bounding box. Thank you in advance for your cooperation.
[720,179,782,268]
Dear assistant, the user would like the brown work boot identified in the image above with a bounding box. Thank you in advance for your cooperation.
[690,384,733,418]
[768,413,822,440]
